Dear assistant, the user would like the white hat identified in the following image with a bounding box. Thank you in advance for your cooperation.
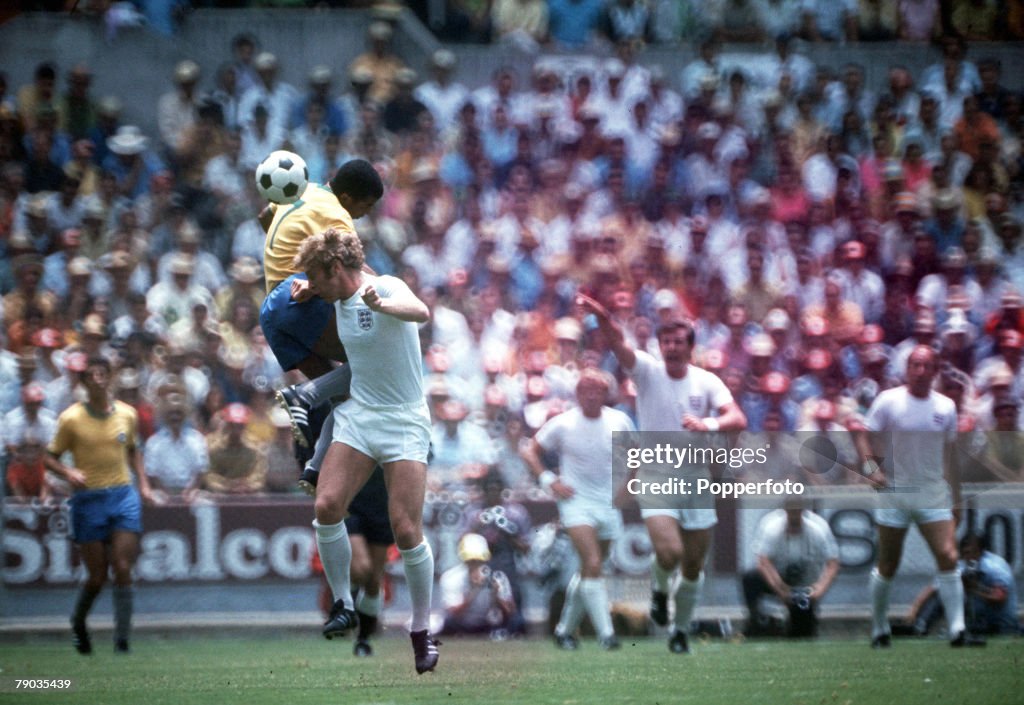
[107,125,149,155]
[368,21,392,40]
[697,122,722,140]
[174,59,200,84]
[308,65,333,84]
[254,52,278,71]
[458,533,491,562]
[603,58,625,79]
[653,289,679,310]
[432,49,456,69]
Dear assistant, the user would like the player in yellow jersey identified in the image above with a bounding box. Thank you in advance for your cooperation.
[44,356,154,654]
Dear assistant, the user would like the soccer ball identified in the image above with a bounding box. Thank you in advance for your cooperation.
[255,150,309,204]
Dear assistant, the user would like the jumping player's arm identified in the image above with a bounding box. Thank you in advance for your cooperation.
[576,292,636,370]
[361,278,430,323]
[258,204,276,233]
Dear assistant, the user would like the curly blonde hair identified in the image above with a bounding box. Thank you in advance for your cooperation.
[293,227,365,274]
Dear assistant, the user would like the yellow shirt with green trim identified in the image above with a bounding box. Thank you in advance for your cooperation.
[263,183,356,293]
[48,401,139,490]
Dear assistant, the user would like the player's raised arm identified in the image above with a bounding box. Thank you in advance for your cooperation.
[258,203,276,233]
[361,280,430,323]
[576,292,636,370]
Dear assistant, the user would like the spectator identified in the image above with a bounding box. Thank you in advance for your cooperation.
[742,497,840,637]
[491,0,550,51]
[547,0,606,48]
[950,0,999,41]
[237,52,297,136]
[102,125,166,200]
[441,533,520,637]
[289,65,348,137]
[3,382,57,458]
[203,403,267,494]
[414,50,470,131]
[348,22,407,105]
[157,60,202,156]
[855,0,899,41]
[799,0,858,42]
[4,430,50,500]
[898,0,940,41]
[143,393,209,502]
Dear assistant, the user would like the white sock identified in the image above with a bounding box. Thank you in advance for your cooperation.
[308,412,335,473]
[870,568,892,638]
[400,542,434,633]
[580,578,615,640]
[297,365,352,408]
[357,591,382,617]
[937,569,966,636]
[652,559,674,594]
[314,519,353,609]
[556,573,585,637]
[673,572,704,633]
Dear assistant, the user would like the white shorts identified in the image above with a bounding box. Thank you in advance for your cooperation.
[639,483,717,530]
[559,498,623,541]
[640,507,718,531]
[332,398,431,465]
[874,484,953,529]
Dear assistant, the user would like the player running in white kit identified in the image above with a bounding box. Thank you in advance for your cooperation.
[578,294,747,653]
[522,369,636,650]
[856,345,985,648]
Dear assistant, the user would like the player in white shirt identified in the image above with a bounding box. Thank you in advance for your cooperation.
[522,369,636,651]
[855,345,984,648]
[294,228,440,673]
[578,294,747,654]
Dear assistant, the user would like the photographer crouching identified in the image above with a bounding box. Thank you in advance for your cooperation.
[742,496,840,637]
[440,533,522,639]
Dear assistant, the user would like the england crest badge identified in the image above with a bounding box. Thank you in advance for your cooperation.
[357,307,374,331]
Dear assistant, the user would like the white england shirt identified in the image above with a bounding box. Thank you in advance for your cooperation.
[629,351,733,433]
[534,406,636,505]
[864,386,957,487]
[334,274,424,407]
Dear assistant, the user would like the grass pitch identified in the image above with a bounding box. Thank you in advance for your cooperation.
[0,634,1021,705]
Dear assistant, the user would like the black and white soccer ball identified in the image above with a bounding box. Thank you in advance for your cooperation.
[255,150,309,204]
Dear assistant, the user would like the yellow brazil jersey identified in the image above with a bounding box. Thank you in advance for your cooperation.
[263,183,356,293]
[48,401,139,490]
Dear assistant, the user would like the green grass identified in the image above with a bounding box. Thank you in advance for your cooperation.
[0,635,1021,705]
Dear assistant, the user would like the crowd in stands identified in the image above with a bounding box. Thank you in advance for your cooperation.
[2,10,1024,505]
[45,1,1024,46]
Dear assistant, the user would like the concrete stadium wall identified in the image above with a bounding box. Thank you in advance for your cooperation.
[2,9,1022,141]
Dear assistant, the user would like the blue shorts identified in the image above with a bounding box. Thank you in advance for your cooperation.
[69,484,142,543]
[259,273,334,371]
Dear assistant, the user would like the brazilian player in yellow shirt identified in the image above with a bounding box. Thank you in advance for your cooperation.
[44,356,155,654]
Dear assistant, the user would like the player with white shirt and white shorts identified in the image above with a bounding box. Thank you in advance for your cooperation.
[294,227,440,674]
[578,294,747,655]
[856,345,984,649]
[522,369,636,651]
